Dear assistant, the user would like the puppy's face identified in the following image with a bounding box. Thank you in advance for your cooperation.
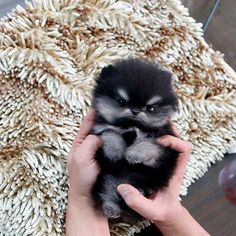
[93,59,178,129]
[95,89,175,129]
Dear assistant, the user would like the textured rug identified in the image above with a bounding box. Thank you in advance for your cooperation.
[0,0,236,235]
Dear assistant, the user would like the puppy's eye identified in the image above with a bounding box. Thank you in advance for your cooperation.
[118,98,127,107]
[146,105,157,113]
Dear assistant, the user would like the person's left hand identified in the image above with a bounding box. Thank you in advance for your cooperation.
[67,108,102,202]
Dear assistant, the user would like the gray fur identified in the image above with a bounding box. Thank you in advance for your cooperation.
[134,127,151,140]
[95,96,120,123]
[137,105,174,128]
[95,96,132,124]
[100,175,122,218]
[117,88,129,101]
[147,95,161,105]
[101,131,126,161]
[125,140,162,167]
[95,96,174,129]
[92,123,123,134]
[103,201,121,218]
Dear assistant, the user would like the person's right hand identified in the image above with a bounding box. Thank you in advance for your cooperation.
[67,108,102,202]
[117,133,192,226]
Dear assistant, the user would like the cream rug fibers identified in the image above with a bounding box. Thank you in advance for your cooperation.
[0,0,236,235]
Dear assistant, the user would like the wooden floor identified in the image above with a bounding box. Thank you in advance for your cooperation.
[182,153,236,236]
[182,0,236,70]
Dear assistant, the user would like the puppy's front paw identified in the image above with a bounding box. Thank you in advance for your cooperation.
[102,131,126,161]
[103,201,121,218]
[125,141,162,167]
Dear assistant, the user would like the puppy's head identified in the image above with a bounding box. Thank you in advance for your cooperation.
[92,58,178,129]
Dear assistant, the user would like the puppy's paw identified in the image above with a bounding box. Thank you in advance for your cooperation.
[125,141,162,167]
[103,201,121,219]
[121,211,143,224]
[102,131,126,161]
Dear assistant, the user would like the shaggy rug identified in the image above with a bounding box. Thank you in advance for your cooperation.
[0,0,236,235]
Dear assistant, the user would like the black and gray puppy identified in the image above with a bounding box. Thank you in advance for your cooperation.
[91,58,179,223]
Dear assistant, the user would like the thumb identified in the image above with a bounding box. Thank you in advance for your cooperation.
[117,184,156,221]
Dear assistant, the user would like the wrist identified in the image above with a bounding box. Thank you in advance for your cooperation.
[68,188,92,205]
[153,204,186,228]
[154,206,188,236]
[66,189,110,236]
[67,188,104,220]
[154,207,210,236]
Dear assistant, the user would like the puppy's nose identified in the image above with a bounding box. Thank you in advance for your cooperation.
[131,108,140,115]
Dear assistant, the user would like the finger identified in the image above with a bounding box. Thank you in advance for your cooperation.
[76,134,102,161]
[168,154,189,192]
[117,184,157,221]
[72,108,96,148]
[173,151,189,178]
[156,135,192,155]
[156,135,191,193]
[169,121,180,137]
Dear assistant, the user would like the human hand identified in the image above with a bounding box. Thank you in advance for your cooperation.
[117,127,192,225]
[66,109,110,236]
[67,108,102,202]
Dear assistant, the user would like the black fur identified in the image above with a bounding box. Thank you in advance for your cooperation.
[90,58,179,223]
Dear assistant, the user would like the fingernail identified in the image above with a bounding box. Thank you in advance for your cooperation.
[117,185,130,197]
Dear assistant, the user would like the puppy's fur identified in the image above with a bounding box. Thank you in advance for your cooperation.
[91,58,179,223]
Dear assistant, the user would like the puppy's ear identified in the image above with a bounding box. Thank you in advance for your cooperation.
[100,64,114,80]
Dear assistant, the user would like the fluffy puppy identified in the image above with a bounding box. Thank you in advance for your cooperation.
[90,58,179,223]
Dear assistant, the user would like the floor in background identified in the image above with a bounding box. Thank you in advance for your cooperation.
[182,0,236,70]
[0,0,25,18]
